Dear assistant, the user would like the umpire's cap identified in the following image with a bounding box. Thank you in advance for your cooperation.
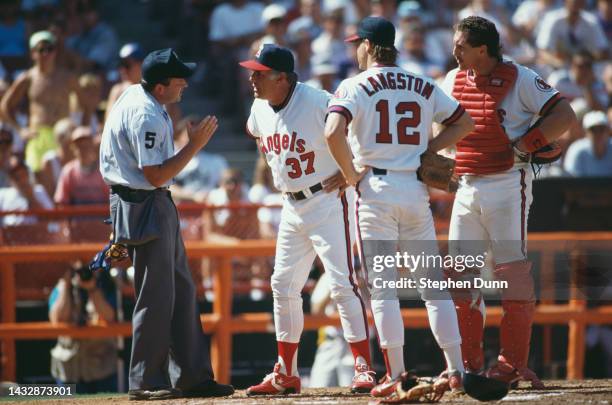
[463,372,509,401]
[239,44,294,73]
[141,48,195,85]
[345,16,396,48]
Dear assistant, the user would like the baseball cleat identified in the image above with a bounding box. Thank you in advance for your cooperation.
[484,360,544,389]
[350,363,376,393]
[246,363,301,396]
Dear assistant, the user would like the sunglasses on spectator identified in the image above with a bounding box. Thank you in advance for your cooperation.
[35,45,55,54]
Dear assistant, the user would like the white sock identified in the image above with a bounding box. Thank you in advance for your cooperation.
[443,345,465,373]
[385,346,406,378]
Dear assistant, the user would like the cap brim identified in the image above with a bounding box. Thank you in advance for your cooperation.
[239,60,273,71]
[344,34,361,43]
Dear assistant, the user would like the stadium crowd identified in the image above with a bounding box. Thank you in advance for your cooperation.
[0,0,610,223]
[0,0,611,392]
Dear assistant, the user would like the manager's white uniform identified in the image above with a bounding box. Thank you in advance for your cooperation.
[247,82,369,354]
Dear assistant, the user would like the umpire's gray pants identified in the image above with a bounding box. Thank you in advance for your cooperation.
[120,190,214,390]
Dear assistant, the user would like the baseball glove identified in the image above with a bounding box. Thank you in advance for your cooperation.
[377,373,442,404]
[513,140,562,164]
[417,150,459,193]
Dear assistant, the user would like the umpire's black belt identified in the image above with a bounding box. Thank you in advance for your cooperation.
[286,182,323,201]
[372,167,387,175]
[111,184,168,203]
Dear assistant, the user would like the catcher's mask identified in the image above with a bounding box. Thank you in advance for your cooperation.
[463,372,509,401]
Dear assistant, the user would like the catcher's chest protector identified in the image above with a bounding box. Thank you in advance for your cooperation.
[452,62,518,175]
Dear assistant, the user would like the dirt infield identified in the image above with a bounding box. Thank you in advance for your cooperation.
[1,380,611,404]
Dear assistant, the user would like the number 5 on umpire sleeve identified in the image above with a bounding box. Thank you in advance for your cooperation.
[145,132,156,149]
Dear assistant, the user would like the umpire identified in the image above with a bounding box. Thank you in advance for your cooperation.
[99,48,234,400]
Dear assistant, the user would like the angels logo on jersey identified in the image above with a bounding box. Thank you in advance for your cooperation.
[334,87,348,100]
[534,76,553,92]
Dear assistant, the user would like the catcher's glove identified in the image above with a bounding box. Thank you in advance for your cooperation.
[513,140,562,164]
[416,150,459,193]
[377,372,442,404]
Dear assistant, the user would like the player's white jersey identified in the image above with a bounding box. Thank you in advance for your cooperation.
[247,82,340,193]
[441,63,561,141]
[329,65,463,171]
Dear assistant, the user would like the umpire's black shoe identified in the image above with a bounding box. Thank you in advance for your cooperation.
[128,388,180,401]
[182,380,235,398]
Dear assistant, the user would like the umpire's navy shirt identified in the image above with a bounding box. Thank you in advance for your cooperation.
[100,84,174,190]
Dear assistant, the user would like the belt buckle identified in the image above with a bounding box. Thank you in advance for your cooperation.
[302,187,313,199]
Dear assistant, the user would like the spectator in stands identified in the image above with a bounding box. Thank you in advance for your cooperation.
[251,3,289,55]
[0,1,28,59]
[536,0,609,70]
[54,126,108,206]
[398,25,444,79]
[370,0,398,23]
[208,0,264,115]
[0,30,78,174]
[0,61,8,100]
[48,262,118,393]
[71,73,102,134]
[564,110,612,176]
[288,0,323,42]
[596,0,612,44]
[48,17,85,73]
[311,5,347,72]
[0,156,53,227]
[604,63,612,108]
[105,42,145,119]
[209,0,264,48]
[512,0,559,41]
[39,118,75,197]
[0,125,15,188]
[204,168,266,294]
[394,1,449,69]
[458,0,513,38]
[248,154,282,239]
[205,168,258,240]
[548,51,608,112]
[170,116,229,203]
[66,1,119,72]
[288,18,315,81]
[306,60,339,92]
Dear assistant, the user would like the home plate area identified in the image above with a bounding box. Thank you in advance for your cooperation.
[1,380,611,404]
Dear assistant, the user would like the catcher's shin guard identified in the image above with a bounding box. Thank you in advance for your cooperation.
[488,260,543,389]
[447,268,484,372]
[494,260,535,370]
[454,295,485,373]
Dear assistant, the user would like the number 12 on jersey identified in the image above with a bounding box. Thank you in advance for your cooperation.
[375,100,421,145]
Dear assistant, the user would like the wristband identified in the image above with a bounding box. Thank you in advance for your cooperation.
[521,128,548,152]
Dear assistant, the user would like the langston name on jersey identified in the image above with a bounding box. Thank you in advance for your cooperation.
[358,71,435,99]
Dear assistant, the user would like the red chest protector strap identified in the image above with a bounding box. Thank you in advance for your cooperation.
[452,62,518,175]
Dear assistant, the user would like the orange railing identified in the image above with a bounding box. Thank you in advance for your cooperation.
[1,233,612,383]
